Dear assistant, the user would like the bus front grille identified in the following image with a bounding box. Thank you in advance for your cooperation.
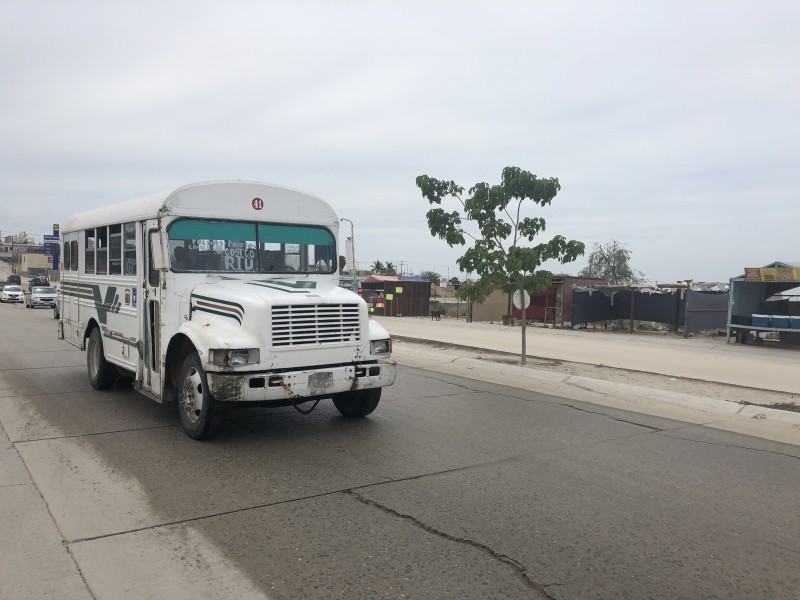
[272,304,361,347]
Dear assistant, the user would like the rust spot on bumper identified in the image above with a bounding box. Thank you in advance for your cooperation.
[281,380,297,398]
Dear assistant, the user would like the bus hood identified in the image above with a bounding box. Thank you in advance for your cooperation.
[188,277,362,313]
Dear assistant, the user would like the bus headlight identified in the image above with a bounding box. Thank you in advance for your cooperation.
[209,348,260,367]
[370,339,391,355]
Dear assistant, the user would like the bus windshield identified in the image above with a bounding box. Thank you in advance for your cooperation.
[167,219,335,274]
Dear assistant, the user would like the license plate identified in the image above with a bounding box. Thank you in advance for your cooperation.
[308,371,333,387]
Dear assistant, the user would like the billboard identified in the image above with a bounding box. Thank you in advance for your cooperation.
[744,267,800,282]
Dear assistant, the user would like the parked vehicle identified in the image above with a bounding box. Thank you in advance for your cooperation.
[1,285,24,303]
[7,274,21,285]
[26,286,58,309]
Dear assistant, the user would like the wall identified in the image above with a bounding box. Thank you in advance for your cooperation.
[471,289,508,322]
[20,254,52,278]
[361,281,432,317]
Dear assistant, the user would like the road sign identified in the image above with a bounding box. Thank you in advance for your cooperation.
[43,234,59,241]
[43,243,54,254]
[47,256,53,264]
[512,290,531,310]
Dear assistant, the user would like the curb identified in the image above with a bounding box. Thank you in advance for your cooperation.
[390,334,797,401]
[392,336,800,427]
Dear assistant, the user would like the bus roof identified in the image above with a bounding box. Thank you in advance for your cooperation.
[61,180,338,231]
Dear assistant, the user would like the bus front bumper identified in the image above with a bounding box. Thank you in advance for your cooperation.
[205,360,397,403]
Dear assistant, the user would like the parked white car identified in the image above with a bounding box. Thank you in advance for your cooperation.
[26,286,58,309]
[1,285,24,303]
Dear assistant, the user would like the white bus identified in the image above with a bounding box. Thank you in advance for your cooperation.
[58,180,397,440]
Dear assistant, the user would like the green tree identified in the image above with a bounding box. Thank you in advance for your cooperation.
[578,240,645,285]
[384,262,397,276]
[416,166,585,364]
[370,260,385,274]
[420,270,442,285]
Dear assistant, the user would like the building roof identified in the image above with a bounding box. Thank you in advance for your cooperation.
[360,275,401,283]
[360,275,431,283]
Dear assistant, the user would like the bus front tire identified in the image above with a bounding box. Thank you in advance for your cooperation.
[332,388,381,417]
[178,352,227,440]
[87,327,117,390]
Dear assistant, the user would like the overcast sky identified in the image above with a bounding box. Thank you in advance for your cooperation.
[1,1,798,283]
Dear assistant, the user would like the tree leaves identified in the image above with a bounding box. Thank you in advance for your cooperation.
[426,208,465,246]
[578,240,646,285]
[416,166,585,293]
[415,175,464,205]
[419,270,442,285]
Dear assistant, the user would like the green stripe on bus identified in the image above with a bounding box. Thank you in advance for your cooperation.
[191,293,244,312]
[193,305,242,324]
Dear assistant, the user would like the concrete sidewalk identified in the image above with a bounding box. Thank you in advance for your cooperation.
[375,316,799,395]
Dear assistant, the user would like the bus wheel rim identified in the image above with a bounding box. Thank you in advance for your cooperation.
[181,368,204,424]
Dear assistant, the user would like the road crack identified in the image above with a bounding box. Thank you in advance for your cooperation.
[562,403,665,431]
[657,434,800,462]
[346,490,556,599]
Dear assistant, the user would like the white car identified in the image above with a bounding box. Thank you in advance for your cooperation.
[1,285,24,303]
[26,286,58,309]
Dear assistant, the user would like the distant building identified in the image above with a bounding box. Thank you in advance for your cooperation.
[359,275,431,317]
[472,276,608,326]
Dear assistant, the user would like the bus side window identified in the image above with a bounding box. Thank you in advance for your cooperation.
[97,226,108,275]
[123,223,137,275]
[64,240,71,270]
[109,224,122,275]
[70,240,79,271]
[85,229,96,274]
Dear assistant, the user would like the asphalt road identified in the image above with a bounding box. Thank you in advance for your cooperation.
[1,300,799,599]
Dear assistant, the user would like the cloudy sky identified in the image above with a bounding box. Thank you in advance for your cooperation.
[1,1,798,283]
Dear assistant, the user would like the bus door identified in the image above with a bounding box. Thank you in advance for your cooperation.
[142,222,163,396]
[62,233,79,329]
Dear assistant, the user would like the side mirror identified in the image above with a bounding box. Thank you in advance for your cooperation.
[150,231,167,270]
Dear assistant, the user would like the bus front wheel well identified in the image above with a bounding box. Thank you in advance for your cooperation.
[164,334,196,404]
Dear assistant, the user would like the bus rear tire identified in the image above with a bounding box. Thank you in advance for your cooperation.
[332,388,381,417]
[87,327,117,390]
[178,352,227,440]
